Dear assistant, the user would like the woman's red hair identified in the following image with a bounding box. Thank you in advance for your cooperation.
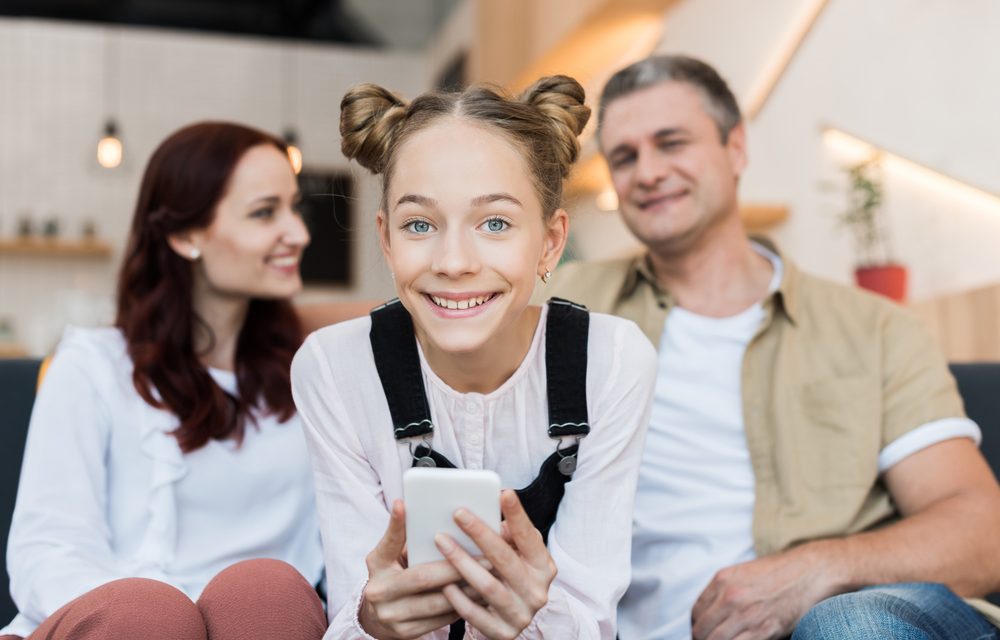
[116,121,302,453]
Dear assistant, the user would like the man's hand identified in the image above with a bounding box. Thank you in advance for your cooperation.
[691,541,845,640]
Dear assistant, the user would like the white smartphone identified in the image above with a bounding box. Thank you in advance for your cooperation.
[403,467,502,566]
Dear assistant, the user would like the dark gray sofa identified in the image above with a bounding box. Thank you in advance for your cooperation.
[0,358,40,625]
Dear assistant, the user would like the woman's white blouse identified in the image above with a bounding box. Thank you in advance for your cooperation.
[292,305,657,640]
[1,327,324,638]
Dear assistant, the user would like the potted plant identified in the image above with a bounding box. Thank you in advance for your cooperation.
[837,156,907,301]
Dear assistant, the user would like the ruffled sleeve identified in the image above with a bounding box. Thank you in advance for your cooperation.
[123,402,188,575]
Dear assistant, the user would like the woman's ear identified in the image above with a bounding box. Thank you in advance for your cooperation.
[167,231,202,261]
[539,209,569,276]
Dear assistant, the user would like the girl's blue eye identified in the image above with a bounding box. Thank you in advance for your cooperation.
[407,220,431,233]
[484,217,508,233]
[250,207,275,219]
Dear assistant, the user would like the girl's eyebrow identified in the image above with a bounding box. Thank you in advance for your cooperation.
[471,193,522,208]
[394,194,436,210]
[394,193,523,210]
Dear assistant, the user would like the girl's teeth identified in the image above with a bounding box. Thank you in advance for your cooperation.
[430,294,492,309]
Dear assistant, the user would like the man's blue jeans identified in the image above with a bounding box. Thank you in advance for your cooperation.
[792,583,997,640]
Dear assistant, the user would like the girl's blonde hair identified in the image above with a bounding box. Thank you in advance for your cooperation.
[340,75,591,218]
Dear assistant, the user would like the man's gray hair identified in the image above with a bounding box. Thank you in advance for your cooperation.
[598,55,742,143]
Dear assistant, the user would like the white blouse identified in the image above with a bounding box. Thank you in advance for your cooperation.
[292,304,656,640]
[2,327,324,638]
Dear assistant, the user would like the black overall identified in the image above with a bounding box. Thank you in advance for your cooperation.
[369,298,591,639]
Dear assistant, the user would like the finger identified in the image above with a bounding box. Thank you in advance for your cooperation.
[499,491,548,566]
[707,601,775,640]
[500,520,513,545]
[442,582,522,640]
[391,611,462,639]
[377,589,459,623]
[369,500,407,569]
[476,556,496,573]
[436,532,522,622]
[459,582,489,606]
[452,507,522,582]
[691,591,733,640]
[367,559,468,602]
[703,612,752,640]
[691,578,720,628]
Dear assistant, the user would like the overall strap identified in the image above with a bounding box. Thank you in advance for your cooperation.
[369,299,434,440]
[510,297,591,539]
[545,298,591,439]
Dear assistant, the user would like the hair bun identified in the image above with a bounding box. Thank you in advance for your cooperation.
[520,75,591,177]
[339,83,409,174]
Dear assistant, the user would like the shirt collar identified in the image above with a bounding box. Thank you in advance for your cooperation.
[621,236,800,325]
[752,236,799,326]
[622,253,657,297]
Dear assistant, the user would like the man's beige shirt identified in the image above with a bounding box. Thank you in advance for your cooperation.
[539,248,1000,624]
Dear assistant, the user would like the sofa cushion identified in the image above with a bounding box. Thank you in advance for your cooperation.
[0,358,41,624]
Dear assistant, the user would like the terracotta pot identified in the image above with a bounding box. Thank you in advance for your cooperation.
[855,264,907,302]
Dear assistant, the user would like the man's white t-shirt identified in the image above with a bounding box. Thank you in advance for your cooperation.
[617,243,981,640]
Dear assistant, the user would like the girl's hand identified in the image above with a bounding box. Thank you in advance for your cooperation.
[359,500,466,639]
[435,490,557,640]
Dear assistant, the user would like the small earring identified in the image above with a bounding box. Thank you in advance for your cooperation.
[541,270,552,284]
[189,248,201,260]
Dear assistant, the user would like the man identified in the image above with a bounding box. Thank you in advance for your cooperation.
[544,55,1000,639]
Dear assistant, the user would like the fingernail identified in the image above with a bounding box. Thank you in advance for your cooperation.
[454,508,472,525]
[435,533,455,552]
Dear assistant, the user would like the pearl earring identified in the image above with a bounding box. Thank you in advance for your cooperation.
[190,248,201,260]
[541,270,552,284]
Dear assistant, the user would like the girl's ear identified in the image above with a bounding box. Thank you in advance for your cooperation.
[538,209,569,277]
[376,210,391,260]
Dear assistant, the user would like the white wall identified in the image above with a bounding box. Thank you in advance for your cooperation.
[567,0,1000,302]
[424,0,472,87]
[741,0,1000,300]
[0,18,424,355]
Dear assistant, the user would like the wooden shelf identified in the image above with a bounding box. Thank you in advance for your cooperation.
[0,343,29,358]
[0,237,112,257]
[740,204,789,231]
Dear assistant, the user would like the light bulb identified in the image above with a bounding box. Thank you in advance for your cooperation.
[596,188,619,212]
[97,120,123,169]
[287,144,303,175]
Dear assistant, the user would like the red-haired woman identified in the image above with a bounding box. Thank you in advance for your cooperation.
[1,122,326,640]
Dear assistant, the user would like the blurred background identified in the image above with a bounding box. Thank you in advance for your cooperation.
[1,0,998,360]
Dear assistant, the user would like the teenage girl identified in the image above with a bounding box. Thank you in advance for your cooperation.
[293,77,656,640]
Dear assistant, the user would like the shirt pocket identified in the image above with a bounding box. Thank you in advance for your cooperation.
[791,376,881,489]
